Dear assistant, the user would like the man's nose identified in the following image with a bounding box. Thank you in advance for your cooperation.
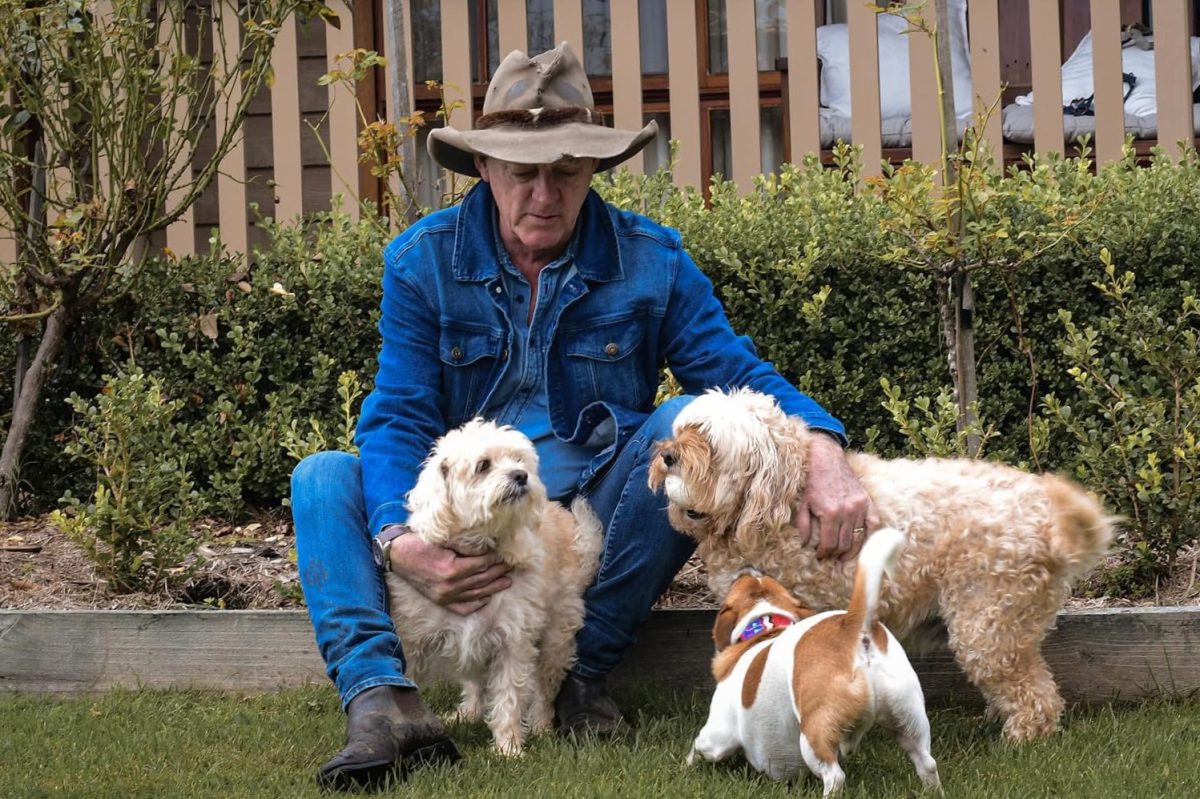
[531,170,561,202]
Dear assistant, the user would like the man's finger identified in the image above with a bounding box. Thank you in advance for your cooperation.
[792,503,812,546]
[446,597,489,617]
[455,572,512,600]
[815,515,841,559]
[841,523,868,562]
[446,552,504,580]
[835,521,856,561]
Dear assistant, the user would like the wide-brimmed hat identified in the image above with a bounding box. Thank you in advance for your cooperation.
[427,42,658,177]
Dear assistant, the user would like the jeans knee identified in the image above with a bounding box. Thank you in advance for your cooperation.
[291,451,360,503]
[642,395,696,444]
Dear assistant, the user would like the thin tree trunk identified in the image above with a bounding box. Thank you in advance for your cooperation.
[932,0,979,456]
[952,271,981,455]
[0,305,72,518]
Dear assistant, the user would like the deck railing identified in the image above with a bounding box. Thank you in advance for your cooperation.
[2,0,1197,262]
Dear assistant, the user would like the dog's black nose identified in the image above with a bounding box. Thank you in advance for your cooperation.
[510,470,528,486]
[661,450,676,468]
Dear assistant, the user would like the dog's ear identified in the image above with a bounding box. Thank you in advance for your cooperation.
[711,606,740,652]
[731,423,808,552]
[405,455,458,540]
[646,440,670,492]
[731,455,797,552]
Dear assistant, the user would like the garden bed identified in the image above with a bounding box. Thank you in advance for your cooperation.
[3,515,1199,703]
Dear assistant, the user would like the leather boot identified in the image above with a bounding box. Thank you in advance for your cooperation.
[317,686,461,791]
[553,671,631,739]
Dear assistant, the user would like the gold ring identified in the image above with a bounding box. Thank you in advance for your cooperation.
[853,526,867,535]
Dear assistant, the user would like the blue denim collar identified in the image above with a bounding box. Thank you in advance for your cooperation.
[451,182,623,283]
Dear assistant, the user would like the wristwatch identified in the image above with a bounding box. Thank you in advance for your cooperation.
[372,525,409,572]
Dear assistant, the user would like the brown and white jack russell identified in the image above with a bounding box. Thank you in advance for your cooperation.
[686,527,941,796]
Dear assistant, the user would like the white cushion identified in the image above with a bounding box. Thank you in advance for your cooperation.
[816,1,973,121]
[1016,34,1200,117]
[1001,101,1200,144]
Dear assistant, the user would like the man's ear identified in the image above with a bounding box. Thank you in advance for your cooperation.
[474,155,490,180]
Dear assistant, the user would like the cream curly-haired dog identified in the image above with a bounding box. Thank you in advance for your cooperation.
[648,388,1115,742]
[387,419,602,755]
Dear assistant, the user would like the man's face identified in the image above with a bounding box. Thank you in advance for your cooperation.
[475,156,598,266]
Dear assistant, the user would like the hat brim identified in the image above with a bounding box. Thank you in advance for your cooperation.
[428,120,659,177]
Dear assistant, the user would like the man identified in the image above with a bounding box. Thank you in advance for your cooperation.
[291,42,877,791]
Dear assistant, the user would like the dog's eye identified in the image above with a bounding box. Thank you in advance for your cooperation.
[685,509,708,521]
[476,458,491,474]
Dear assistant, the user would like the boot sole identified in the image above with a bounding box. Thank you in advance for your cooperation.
[317,757,398,792]
[316,739,462,792]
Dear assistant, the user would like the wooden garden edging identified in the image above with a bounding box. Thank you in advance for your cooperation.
[1,607,1197,703]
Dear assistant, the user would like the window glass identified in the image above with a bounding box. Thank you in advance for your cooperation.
[584,0,613,75]
[760,105,784,174]
[709,108,731,180]
[527,0,554,55]
[642,111,672,173]
[756,0,786,71]
[411,0,441,83]
[415,126,442,211]
[484,0,500,79]
[707,0,728,74]
[639,0,668,75]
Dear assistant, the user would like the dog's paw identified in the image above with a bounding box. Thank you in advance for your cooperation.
[492,738,526,758]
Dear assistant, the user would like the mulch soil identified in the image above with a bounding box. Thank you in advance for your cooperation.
[2,515,1197,611]
[0,513,718,611]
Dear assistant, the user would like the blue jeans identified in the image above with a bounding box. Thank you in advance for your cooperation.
[291,397,697,707]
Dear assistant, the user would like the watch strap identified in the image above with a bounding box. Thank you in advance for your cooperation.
[373,524,409,571]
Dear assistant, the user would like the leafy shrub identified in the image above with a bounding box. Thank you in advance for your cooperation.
[280,370,365,463]
[9,145,1199,599]
[37,208,389,519]
[51,369,206,593]
[1043,251,1200,596]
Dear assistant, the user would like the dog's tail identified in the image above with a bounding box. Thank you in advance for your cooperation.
[1044,474,1116,580]
[568,496,604,586]
[843,527,907,639]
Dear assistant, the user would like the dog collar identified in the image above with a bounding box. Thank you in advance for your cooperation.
[738,613,794,642]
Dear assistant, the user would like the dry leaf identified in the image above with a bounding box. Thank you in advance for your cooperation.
[199,313,219,340]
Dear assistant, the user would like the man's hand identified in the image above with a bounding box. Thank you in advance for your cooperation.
[791,432,879,561]
[389,533,513,616]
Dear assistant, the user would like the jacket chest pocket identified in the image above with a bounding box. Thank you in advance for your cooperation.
[563,321,649,405]
[439,326,505,425]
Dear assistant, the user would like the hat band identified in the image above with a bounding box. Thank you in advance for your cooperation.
[476,106,604,130]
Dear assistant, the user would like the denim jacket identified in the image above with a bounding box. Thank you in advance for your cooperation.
[356,183,846,534]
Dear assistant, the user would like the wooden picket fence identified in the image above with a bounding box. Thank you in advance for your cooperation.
[1,0,1197,263]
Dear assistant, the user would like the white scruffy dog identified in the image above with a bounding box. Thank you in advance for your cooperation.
[386,419,603,755]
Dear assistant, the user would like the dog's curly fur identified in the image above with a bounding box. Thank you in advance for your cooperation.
[386,419,602,755]
[648,388,1116,742]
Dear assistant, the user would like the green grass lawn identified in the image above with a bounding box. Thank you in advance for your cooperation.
[1,685,1197,798]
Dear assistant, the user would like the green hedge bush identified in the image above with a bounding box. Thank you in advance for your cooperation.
[12,148,1199,596]
[33,209,390,519]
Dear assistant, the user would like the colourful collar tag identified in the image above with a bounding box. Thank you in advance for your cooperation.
[738,613,794,642]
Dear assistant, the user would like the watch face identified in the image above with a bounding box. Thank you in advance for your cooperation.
[372,536,387,569]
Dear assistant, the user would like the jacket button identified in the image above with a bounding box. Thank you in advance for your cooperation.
[501,348,509,360]
[450,346,463,361]
[604,342,619,356]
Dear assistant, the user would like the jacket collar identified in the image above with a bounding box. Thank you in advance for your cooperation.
[451,182,623,283]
